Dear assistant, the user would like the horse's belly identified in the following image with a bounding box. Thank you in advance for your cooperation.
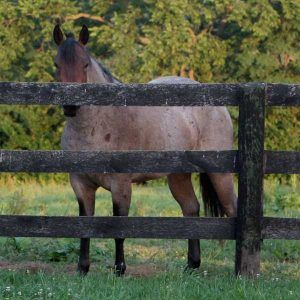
[131,173,168,183]
[79,172,168,191]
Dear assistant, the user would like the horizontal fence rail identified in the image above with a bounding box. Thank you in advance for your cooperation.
[262,217,300,240]
[0,216,236,240]
[0,216,298,240]
[0,82,300,106]
[0,150,237,173]
[265,151,300,174]
[0,150,299,174]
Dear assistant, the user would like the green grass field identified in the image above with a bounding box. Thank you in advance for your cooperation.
[0,179,299,299]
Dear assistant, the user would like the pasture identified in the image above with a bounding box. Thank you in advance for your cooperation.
[0,179,299,299]
[1,2,300,298]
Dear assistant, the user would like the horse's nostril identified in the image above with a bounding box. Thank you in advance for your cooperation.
[64,111,77,117]
[63,105,79,117]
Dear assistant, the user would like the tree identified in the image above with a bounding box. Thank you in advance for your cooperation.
[0,0,299,183]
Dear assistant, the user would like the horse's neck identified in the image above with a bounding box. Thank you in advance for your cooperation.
[87,58,116,83]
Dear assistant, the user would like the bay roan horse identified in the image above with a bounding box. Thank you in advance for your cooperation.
[53,25,237,276]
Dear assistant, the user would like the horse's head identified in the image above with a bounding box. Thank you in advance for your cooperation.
[53,24,90,117]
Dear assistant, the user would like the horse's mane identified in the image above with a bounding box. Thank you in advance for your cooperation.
[96,61,121,83]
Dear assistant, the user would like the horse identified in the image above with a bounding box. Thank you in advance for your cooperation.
[53,24,237,276]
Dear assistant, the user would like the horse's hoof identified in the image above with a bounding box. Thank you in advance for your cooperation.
[77,264,90,276]
[184,262,200,275]
[114,263,126,277]
[184,266,198,274]
[186,259,201,270]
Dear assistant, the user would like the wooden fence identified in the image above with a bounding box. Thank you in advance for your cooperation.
[0,82,299,277]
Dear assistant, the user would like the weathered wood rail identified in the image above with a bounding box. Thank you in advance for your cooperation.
[0,82,299,277]
[0,216,299,240]
[0,82,300,106]
[0,150,299,173]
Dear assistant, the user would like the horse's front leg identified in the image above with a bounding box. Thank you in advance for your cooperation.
[110,176,132,276]
[70,174,97,275]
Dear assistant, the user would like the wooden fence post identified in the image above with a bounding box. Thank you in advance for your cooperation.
[235,83,266,277]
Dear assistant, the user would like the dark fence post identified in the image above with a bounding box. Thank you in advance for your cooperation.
[235,83,266,277]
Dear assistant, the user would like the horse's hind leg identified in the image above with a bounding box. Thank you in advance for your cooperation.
[167,173,200,269]
[70,174,97,275]
[207,173,237,217]
[110,175,132,276]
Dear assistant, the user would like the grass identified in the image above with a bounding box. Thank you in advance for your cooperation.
[0,179,299,299]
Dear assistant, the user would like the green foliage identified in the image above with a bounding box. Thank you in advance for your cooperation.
[0,0,77,82]
[264,181,300,213]
[0,0,299,183]
[0,105,64,149]
[48,242,79,262]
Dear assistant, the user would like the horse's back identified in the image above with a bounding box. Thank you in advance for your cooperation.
[149,76,197,85]
[148,76,233,150]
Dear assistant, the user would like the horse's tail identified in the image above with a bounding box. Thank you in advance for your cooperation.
[200,173,224,217]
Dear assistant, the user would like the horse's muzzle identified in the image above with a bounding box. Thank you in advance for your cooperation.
[63,105,79,117]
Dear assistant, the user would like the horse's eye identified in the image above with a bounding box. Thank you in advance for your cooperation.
[84,63,89,69]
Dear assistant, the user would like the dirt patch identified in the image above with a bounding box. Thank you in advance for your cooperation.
[0,261,53,274]
[125,265,161,277]
[0,261,162,277]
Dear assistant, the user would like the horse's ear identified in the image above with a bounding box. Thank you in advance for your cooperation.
[79,24,89,45]
[53,24,64,45]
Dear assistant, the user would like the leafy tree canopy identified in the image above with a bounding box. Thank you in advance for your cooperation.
[0,0,299,182]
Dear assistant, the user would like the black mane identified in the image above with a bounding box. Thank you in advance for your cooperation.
[97,61,121,83]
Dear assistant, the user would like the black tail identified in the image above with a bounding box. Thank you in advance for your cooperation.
[200,173,224,217]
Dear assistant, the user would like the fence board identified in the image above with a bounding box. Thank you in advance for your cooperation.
[1,82,299,106]
[0,82,240,106]
[265,151,300,174]
[267,84,300,106]
[262,217,300,240]
[0,150,298,174]
[0,150,237,173]
[0,216,236,239]
[0,216,298,240]
[235,83,266,276]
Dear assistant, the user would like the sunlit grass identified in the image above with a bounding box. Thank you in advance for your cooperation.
[0,179,299,299]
